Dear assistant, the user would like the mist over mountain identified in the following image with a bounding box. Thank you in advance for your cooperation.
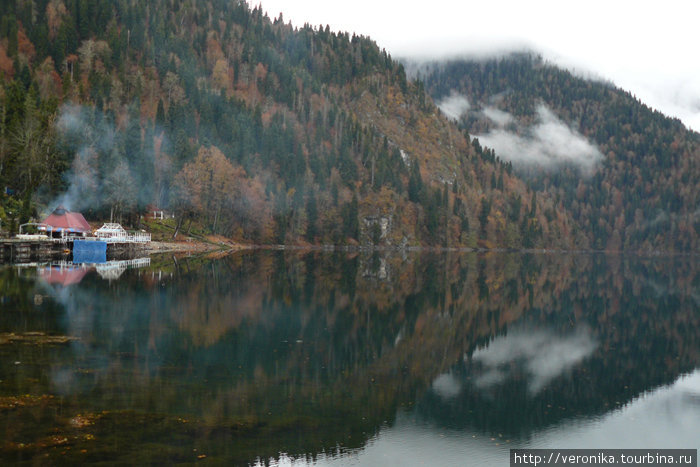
[0,2,695,251]
[0,0,579,250]
[415,53,700,251]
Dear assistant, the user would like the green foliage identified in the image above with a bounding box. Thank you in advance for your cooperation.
[478,198,491,238]
[407,159,423,203]
[305,192,318,242]
[1,2,692,250]
[370,222,381,244]
[0,0,410,238]
[422,53,700,251]
[0,194,21,234]
[341,194,359,241]
[508,194,522,222]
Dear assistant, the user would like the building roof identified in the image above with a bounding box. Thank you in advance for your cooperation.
[41,206,91,233]
[95,223,127,236]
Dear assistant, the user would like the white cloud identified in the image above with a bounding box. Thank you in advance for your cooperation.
[436,93,470,120]
[259,0,700,131]
[482,106,514,127]
[476,104,603,173]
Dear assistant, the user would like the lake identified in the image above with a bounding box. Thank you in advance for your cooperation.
[1,251,698,465]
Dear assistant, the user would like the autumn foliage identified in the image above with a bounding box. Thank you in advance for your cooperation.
[0,1,695,250]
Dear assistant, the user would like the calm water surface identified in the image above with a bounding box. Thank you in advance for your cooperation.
[1,251,698,465]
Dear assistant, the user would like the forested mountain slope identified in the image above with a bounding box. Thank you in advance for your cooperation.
[0,0,575,248]
[416,54,700,251]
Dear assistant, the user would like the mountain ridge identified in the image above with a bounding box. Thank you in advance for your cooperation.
[0,2,695,251]
[415,53,700,251]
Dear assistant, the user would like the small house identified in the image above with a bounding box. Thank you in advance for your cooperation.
[95,223,128,240]
[95,223,151,243]
[41,206,91,238]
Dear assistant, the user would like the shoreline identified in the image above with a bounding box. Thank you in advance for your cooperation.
[147,241,699,259]
[2,236,697,260]
[146,239,252,254]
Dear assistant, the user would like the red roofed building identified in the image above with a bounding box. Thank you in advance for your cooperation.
[41,206,91,237]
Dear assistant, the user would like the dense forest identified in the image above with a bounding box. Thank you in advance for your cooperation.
[0,0,577,249]
[0,1,695,251]
[416,54,700,251]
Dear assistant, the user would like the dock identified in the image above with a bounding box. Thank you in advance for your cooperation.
[1,234,151,264]
[0,238,70,263]
[2,215,152,264]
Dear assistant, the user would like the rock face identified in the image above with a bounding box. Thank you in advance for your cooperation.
[362,215,392,245]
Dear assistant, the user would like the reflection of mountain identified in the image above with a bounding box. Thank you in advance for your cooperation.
[1,253,698,463]
[414,256,700,437]
[470,325,598,395]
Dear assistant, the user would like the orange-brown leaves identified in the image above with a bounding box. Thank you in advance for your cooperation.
[205,32,224,69]
[46,0,68,40]
[17,28,36,66]
[211,59,232,93]
[173,146,271,239]
[0,44,14,79]
[35,57,61,99]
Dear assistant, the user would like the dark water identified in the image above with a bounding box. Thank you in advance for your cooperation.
[0,251,698,465]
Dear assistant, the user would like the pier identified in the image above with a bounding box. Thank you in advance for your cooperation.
[1,233,151,264]
[1,208,153,264]
[0,238,70,263]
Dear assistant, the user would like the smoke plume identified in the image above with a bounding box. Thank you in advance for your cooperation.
[47,104,167,216]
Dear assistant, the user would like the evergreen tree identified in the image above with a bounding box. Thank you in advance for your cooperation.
[305,192,318,242]
[408,159,423,203]
[478,198,491,238]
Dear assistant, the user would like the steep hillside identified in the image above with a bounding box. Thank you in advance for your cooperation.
[416,54,700,251]
[0,1,572,248]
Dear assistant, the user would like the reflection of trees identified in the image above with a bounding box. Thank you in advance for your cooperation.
[1,253,698,463]
[415,255,700,437]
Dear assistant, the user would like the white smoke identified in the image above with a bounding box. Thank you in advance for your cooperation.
[51,147,101,212]
[476,104,603,173]
[50,105,112,211]
[47,103,167,215]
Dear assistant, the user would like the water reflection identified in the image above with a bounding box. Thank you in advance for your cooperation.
[0,251,698,464]
[37,258,152,285]
[469,325,598,394]
[311,370,700,467]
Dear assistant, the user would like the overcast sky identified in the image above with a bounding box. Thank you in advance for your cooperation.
[259,0,700,131]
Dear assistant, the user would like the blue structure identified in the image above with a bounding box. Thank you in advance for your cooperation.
[72,240,107,264]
